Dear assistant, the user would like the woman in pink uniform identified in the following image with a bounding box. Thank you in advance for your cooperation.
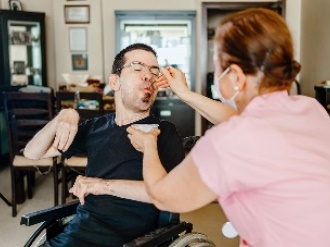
[127,8,330,247]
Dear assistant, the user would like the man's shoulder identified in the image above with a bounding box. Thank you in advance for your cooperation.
[158,121,183,150]
[159,120,180,136]
[146,115,178,132]
[79,113,116,131]
[159,120,176,128]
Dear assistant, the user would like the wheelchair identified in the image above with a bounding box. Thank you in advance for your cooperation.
[20,136,216,246]
[20,199,215,247]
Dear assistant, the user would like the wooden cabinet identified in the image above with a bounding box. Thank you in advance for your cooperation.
[152,98,195,138]
[0,10,47,90]
[56,92,115,122]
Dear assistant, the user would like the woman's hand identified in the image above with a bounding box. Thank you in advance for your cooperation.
[127,126,160,153]
[155,73,169,88]
[160,66,190,98]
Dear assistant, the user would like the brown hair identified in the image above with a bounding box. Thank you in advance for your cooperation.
[111,43,157,75]
[214,8,301,92]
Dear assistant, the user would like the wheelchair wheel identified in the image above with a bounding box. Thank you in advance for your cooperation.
[26,232,46,247]
[34,233,46,247]
[168,232,215,247]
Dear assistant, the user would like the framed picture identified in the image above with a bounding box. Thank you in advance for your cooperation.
[10,31,31,45]
[69,27,87,52]
[13,61,25,74]
[64,5,90,24]
[9,0,22,11]
[72,54,88,70]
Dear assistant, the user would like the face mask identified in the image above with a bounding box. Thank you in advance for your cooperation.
[213,67,239,110]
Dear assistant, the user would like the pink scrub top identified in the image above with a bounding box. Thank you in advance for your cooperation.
[192,91,330,246]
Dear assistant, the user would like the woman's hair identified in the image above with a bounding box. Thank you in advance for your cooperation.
[214,8,301,91]
[111,43,157,75]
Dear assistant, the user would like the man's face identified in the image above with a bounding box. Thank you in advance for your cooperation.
[118,50,159,112]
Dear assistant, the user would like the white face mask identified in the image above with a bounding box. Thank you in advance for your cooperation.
[213,67,239,110]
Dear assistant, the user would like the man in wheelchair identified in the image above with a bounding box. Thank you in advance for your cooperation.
[23,43,185,246]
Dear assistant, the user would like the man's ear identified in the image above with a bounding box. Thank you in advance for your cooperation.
[230,64,247,91]
[109,74,120,91]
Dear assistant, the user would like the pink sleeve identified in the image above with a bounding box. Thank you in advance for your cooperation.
[191,128,230,197]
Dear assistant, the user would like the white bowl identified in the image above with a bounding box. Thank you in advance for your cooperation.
[133,124,159,133]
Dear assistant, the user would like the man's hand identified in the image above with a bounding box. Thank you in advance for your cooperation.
[69,175,103,205]
[53,109,80,152]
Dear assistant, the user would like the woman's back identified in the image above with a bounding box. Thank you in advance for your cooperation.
[192,91,330,246]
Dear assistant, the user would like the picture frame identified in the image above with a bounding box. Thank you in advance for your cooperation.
[10,31,31,45]
[69,27,87,52]
[72,54,88,71]
[9,0,22,11]
[13,61,25,74]
[64,5,90,24]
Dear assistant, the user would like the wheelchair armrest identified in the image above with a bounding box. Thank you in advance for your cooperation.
[20,200,79,226]
[123,221,193,247]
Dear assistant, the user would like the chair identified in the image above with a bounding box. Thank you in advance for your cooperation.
[2,91,60,217]
[21,136,216,246]
[55,91,105,204]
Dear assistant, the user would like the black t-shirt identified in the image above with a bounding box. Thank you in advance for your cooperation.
[49,113,185,247]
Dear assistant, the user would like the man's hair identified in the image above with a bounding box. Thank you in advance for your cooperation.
[111,43,157,75]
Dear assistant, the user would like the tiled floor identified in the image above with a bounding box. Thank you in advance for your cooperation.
[0,164,55,247]
[0,163,239,246]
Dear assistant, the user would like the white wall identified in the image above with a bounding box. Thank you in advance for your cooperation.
[300,0,330,96]
[52,0,103,90]
[51,0,196,89]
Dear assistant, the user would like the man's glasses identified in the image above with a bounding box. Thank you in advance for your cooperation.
[118,61,160,84]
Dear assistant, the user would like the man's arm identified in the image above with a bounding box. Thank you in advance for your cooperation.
[69,175,150,205]
[24,109,80,160]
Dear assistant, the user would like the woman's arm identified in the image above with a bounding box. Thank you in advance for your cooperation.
[160,67,238,125]
[127,127,217,213]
